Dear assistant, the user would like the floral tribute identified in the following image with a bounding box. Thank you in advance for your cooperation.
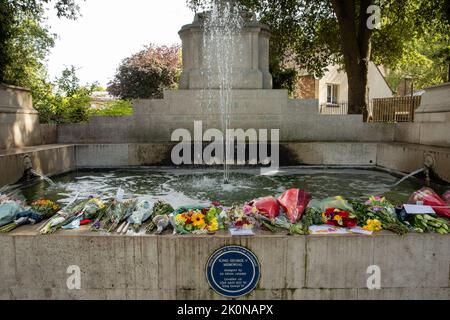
[322,207,357,228]
[173,206,220,234]
[31,199,60,218]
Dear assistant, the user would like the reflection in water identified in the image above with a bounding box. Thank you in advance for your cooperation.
[19,167,444,208]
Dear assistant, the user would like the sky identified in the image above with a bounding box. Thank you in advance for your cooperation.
[46,0,193,87]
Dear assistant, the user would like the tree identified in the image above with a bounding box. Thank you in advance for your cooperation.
[0,0,80,85]
[108,44,181,99]
[187,0,449,116]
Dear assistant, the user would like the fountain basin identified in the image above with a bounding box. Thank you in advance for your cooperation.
[0,230,449,300]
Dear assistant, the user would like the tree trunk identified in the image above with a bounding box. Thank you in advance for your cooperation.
[331,0,374,120]
[346,57,369,118]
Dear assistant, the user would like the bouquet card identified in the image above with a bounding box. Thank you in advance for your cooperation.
[309,225,351,235]
[229,228,255,236]
[403,204,435,215]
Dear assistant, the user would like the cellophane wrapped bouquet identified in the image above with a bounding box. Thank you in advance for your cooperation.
[173,206,221,235]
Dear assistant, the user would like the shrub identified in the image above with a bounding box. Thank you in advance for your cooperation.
[107,44,181,99]
[89,99,133,117]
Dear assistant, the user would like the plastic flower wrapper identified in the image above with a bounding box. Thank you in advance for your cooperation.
[127,200,153,232]
[145,200,174,233]
[443,190,450,205]
[103,199,137,232]
[82,198,106,220]
[247,196,280,219]
[39,198,87,234]
[277,189,311,223]
[0,210,44,233]
[0,200,25,227]
[408,188,450,219]
[253,211,305,235]
[318,196,354,212]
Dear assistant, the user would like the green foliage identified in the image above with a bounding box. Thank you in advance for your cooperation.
[187,0,449,94]
[0,1,85,123]
[0,0,80,85]
[34,66,94,124]
[385,32,450,91]
[108,44,181,99]
[89,100,133,117]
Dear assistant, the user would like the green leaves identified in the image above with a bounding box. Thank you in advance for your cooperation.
[107,44,181,100]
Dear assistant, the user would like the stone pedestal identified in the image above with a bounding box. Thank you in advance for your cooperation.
[178,12,272,90]
[0,84,41,149]
[415,82,450,122]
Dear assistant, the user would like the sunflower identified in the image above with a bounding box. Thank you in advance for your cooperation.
[192,212,206,228]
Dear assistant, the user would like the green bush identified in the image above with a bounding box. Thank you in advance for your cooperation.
[89,100,133,117]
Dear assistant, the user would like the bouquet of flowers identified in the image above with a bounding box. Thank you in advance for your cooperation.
[40,197,105,234]
[358,196,409,235]
[246,197,280,220]
[145,200,174,234]
[39,198,86,234]
[408,188,450,219]
[96,199,136,232]
[0,199,60,233]
[226,205,257,230]
[277,189,311,223]
[125,200,154,233]
[409,214,449,234]
[322,207,358,228]
[311,196,357,228]
[173,206,220,235]
[31,199,60,218]
[0,199,26,228]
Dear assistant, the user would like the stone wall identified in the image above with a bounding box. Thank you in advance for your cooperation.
[57,90,396,144]
[0,145,75,187]
[0,232,448,300]
[0,85,57,149]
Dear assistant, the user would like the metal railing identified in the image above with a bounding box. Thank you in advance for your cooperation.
[370,96,421,123]
[319,102,349,115]
[319,96,422,123]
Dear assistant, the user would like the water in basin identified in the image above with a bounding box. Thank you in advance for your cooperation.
[17,167,448,208]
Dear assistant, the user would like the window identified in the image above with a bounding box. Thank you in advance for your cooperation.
[326,84,339,105]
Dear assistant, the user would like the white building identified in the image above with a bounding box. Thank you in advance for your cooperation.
[296,62,394,114]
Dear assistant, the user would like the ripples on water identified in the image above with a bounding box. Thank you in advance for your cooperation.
[18,167,445,207]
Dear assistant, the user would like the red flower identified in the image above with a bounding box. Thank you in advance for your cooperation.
[343,219,357,228]
[339,211,350,218]
[235,221,244,227]
[211,201,221,207]
[325,208,335,216]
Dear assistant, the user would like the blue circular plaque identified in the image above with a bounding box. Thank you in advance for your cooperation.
[206,246,260,298]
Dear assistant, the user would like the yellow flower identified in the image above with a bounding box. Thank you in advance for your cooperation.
[363,219,382,232]
[333,215,343,224]
[192,212,206,228]
[89,198,105,209]
[175,214,188,224]
[207,218,219,232]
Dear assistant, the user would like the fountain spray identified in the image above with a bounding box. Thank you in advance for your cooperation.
[202,0,243,184]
